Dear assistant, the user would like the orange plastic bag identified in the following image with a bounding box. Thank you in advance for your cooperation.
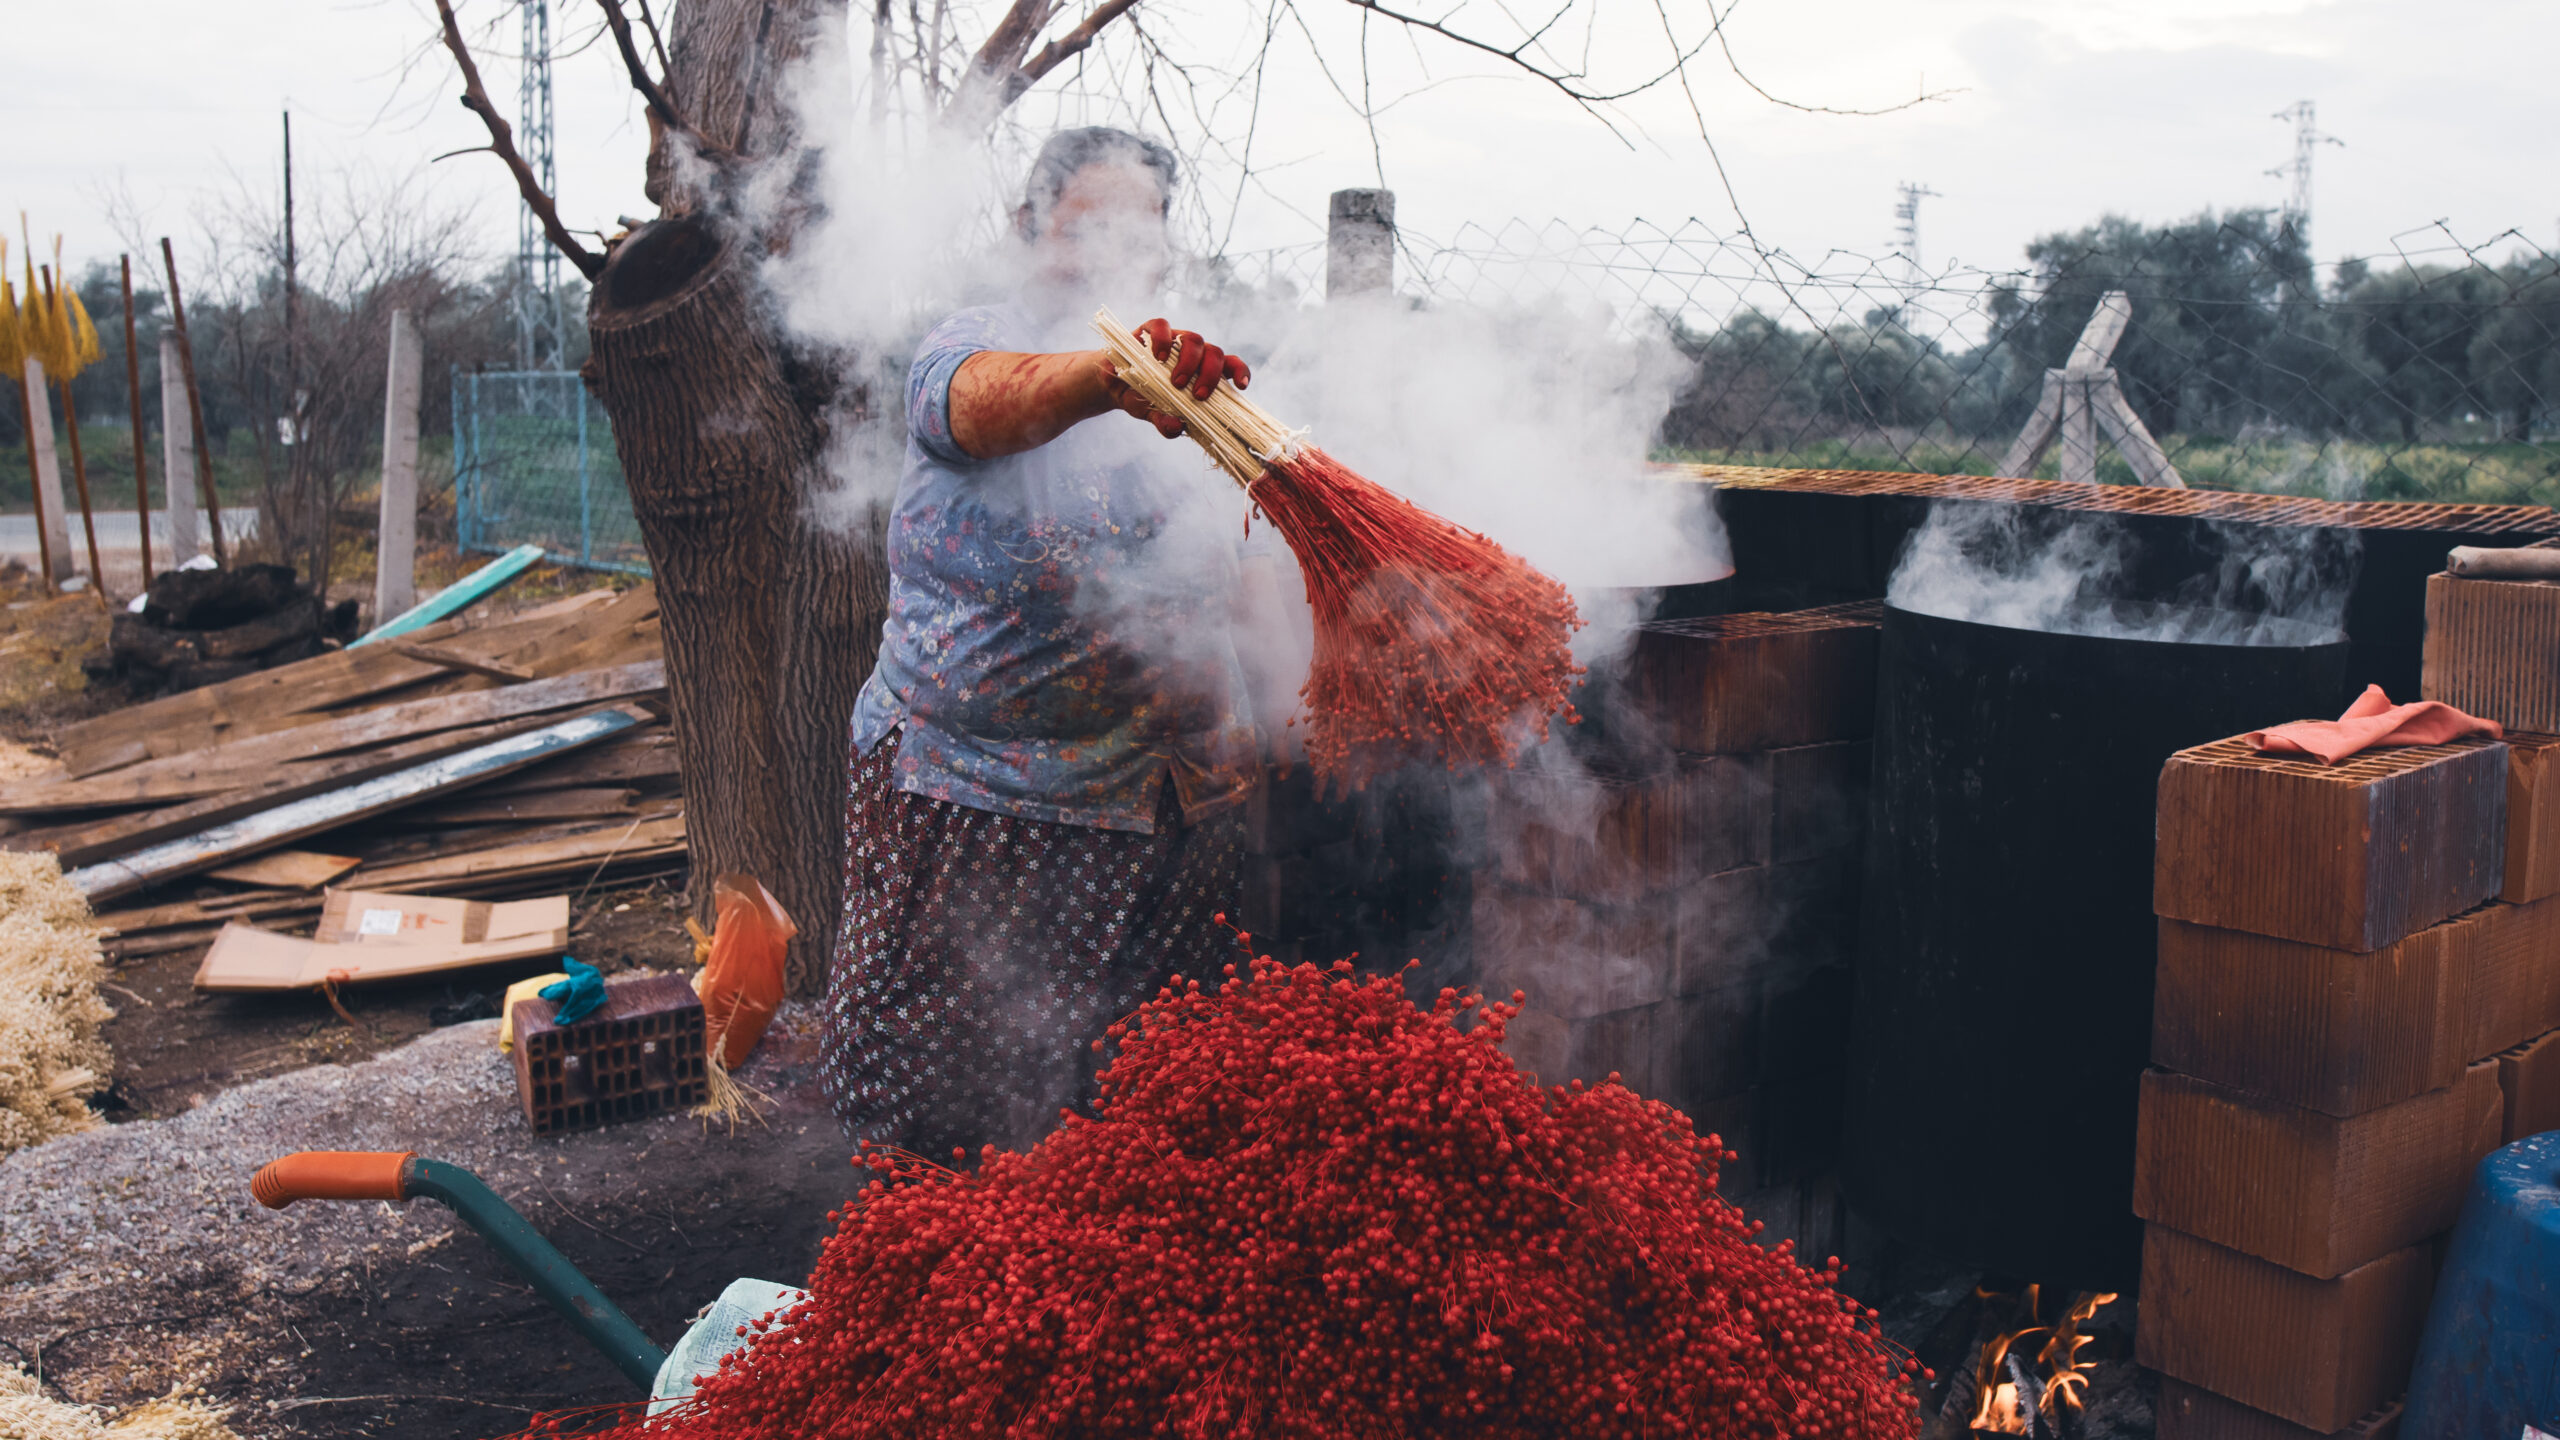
[694,874,794,1070]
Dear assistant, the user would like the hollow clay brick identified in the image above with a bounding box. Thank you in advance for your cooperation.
[2154,734,2506,952]
[2136,1225,2434,1434]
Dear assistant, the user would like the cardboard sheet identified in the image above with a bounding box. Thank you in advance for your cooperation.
[192,887,569,992]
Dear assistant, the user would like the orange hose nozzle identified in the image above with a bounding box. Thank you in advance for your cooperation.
[251,1151,416,1209]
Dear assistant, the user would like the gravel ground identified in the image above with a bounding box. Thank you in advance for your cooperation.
[0,1004,862,1439]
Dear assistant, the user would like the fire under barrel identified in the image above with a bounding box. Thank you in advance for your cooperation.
[1842,601,2348,1290]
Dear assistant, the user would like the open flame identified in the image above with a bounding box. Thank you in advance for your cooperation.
[1967,1287,2118,1436]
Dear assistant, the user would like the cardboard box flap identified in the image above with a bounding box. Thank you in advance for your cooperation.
[193,919,567,992]
[315,889,568,946]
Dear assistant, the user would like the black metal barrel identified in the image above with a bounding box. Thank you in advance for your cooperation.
[1842,601,2348,1290]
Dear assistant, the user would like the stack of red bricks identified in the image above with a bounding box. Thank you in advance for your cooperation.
[1471,600,1880,1221]
[2137,718,2554,1438]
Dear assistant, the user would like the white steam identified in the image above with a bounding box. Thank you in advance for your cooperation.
[1887,500,2355,648]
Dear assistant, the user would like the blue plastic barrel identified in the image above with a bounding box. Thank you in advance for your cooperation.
[2405,1131,2560,1438]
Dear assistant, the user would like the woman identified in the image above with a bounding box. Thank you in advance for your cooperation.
[821,127,1279,1155]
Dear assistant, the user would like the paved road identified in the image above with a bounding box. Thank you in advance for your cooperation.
[0,507,260,554]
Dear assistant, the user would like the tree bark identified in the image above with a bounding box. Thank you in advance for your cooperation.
[583,0,889,995]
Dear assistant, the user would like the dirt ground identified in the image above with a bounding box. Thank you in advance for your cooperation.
[0,555,2164,1437]
[1,997,860,1440]
[95,882,700,1123]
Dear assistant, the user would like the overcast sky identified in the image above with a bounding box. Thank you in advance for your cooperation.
[12,0,2553,301]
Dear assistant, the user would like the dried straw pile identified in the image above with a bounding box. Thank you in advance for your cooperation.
[0,852,112,1156]
[0,1366,242,1439]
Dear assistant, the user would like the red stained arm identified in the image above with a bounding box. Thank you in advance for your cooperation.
[946,319,1253,461]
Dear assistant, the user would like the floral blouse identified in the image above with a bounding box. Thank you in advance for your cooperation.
[850,302,1259,834]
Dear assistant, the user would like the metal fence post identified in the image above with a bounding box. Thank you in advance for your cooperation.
[576,378,593,569]
[465,369,483,552]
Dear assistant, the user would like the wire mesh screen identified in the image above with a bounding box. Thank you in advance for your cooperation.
[1220,216,2560,508]
[449,214,2558,577]
[451,368,649,574]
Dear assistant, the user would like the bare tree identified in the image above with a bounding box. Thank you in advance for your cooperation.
[189,168,493,587]
[428,0,1775,993]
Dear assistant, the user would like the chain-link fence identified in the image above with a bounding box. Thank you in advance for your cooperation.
[451,212,2560,575]
[450,367,649,573]
[1214,214,2560,508]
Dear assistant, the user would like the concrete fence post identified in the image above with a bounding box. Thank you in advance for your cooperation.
[374,308,424,622]
[22,358,73,584]
[158,333,203,565]
[1326,189,1396,300]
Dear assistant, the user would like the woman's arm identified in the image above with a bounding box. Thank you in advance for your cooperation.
[946,319,1252,460]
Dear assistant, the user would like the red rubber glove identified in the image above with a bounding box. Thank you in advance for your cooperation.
[1135,317,1252,401]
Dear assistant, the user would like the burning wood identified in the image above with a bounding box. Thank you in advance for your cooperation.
[1937,1285,2119,1439]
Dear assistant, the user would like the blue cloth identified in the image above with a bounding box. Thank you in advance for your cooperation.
[538,957,604,1027]
[850,301,1259,834]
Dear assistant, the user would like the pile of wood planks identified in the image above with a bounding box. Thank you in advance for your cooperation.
[0,584,684,962]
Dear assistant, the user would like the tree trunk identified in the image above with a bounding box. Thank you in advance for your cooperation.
[581,0,889,994]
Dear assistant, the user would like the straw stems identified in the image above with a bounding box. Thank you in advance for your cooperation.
[1091,306,1298,494]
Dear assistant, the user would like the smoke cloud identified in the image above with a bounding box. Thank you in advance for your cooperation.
[1885,499,2357,648]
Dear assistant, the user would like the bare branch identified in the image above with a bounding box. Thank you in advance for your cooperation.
[1009,0,1142,98]
[595,0,688,131]
[1334,0,1697,104]
[1703,0,1955,116]
[633,0,675,77]
[967,0,1065,83]
[432,0,605,279]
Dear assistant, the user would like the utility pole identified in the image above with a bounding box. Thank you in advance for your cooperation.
[1893,181,1940,292]
[2268,101,2343,251]
[516,0,567,371]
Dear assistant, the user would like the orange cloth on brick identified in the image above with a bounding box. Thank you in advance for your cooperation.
[2248,683,2503,765]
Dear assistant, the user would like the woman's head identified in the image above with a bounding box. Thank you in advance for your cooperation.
[1016,127,1180,295]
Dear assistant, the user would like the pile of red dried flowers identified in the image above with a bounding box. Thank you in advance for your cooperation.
[535,948,1921,1439]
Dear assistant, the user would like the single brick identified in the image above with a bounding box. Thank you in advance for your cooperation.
[2156,1380,2402,1440]
[2154,734,2507,952]
[2151,917,2470,1116]
[2136,1225,2435,1434]
[2132,1065,2499,1277]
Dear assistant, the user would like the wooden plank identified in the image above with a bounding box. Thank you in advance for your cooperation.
[53,590,625,779]
[354,544,546,646]
[404,787,640,827]
[351,815,686,891]
[394,640,538,683]
[95,891,320,936]
[479,582,657,678]
[472,728,679,794]
[107,927,230,959]
[204,849,365,890]
[0,660,665,813]
[66,708,648,902]
[1,716,543,860]
[53,640,460,778]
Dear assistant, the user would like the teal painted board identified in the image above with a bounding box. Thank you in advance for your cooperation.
[354,543,546,647]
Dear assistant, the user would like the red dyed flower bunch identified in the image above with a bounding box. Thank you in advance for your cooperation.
[1248,448,1586,794]
[541,953,1919,1440]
